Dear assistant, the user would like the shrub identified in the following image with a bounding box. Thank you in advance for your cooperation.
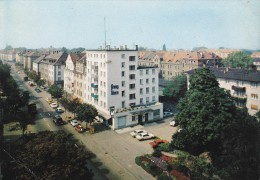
[135,156,142,166]
[153,149,162,157]
[147,163,163,177]
[157,143,171,152]
[157,173,173,180]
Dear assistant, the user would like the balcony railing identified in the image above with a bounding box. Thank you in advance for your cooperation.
[232,96,247,103]
[91,93,98,99]
[91,83,98,89]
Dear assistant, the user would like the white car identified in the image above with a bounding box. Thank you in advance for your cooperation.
[56,107,64,113]
[50,103,58,108]
[70,120,79,127]
[130,129,148,137]
[177,128,183,133]
[170,120,176,126]
[136,132,155,141]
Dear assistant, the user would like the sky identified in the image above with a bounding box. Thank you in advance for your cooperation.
[0,0,260,50]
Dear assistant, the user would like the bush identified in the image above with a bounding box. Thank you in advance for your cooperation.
[153,149,162,157]
[157,143,171,152]
[135,156,142,166]
[157,173,173,180]
[147,163,163,177]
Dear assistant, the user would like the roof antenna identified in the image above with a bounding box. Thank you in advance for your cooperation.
[104,17,107,48]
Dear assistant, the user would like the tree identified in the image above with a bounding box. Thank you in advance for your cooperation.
[75,103,98,127]
[48,84,63,99]
[162,44,166,51]
[4,45,13,50]
[255,110,260,121]
[163,75,187,102]
[3,131,94,179]
[61,46,68,53]
[171,68,236,155]
[67,98,81,117]
[222,51,253,69]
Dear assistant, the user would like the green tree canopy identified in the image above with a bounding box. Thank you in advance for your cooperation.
[223,51,253,69]
[48,84,63,98]
[172,68,236,155]
[3,131,94,179]
[163,74,187,102]
[76,103,98,127]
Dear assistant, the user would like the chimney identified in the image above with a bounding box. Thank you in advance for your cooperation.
[136,45,138,51]
[125,45,127,50]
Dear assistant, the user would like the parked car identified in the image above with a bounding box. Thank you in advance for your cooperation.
[163,112,174,118]
[50,103,58,108]
[70,120,79,127]
[130,129,148,138]
[170,120,176,127]
[136,132,155,141]
[75,124,85,133]
[40,85,47,89]
[177,128,183,133]
[149,139,168,148]
[45,98,53,104]
[34,88,41,93]
[53,115,64,126]
[55,107,64,113]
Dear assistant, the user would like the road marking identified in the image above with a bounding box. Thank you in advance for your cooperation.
[47,123,51,128]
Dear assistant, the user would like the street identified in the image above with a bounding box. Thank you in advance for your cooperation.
[4,62,178,180]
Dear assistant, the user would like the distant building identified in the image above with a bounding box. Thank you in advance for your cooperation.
[0,50,17,62]
[23,51,42,70]
[33,55,46,74]
[187,67,260,115]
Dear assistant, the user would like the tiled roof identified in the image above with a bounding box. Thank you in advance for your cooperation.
[251,52,260,58]
[186,67,260,82]
[70,53,85,63]
[33,55,46,64]
[24,51,41,57]
[42,52,68,65]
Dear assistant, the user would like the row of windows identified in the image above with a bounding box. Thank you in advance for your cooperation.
[121,87,156,96]
[87,53,106,59]
[121,96,156,108]
[139,69,156,75]
[225,80,258,88]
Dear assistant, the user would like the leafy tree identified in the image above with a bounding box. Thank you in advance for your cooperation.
[48,84,63,99]
[223,51,253,69]
[61,46,68,53]
[171,68,236,155]
[76,103,98,127]
[3,130,94,179]
[59,97,69,112]
[255,110,260,121]
[4,45,13,50]
[163,74,187,102]
[67,98,81,117]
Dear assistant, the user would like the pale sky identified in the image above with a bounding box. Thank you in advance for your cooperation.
[1,0,260,50]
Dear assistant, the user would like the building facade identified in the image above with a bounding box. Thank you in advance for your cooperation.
[64,46,163,130]
[187,67,260,115]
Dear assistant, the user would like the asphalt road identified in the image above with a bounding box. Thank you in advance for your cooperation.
[5,62,178,180]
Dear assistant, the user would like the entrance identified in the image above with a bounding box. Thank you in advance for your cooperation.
[145,113,148,122]
[138,115,143,124]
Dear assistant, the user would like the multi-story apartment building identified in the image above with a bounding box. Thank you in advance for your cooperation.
[39,51,68,87]
[33,55,46,74]
[23,51,41,70]
[253,58,260,70]
[187,67,260,115]
[64,46,163,130]
[0,50,17,62]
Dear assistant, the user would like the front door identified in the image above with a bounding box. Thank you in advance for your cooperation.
[138,115,142,124]
[145,113,148,122]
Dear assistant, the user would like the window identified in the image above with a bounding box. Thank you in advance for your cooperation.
[58,77,61,81]
[152,87,155,93]
[152,78,155,83]
[146,87,149,94]
[121,81,125,87]
[140,70,143,76]
[130,103,136,107]
[146,97,149,103]
[140,79,143,85]
[129,94,136,100]
[140,98,143,104]
[129,74,135,80]
[129,56,135,61]
[122,91,125,97]
[146,79,149,84]
[140,88,143,94]
[121,54,125,59]
[225,79,229,83]
[122,71,125,77]
[251,94,258,100]
[146,69,149,75]
[58,65,61,69]
[152,69,155,74]
[152,96,155,102]
[251,82,258,88]
[104,82,106,87]
[129,65,135,70]
[121,62,125,68]
[58,71,61,75]
[132,115,136,121]
[129,84,135,89]
[153,109,160,116]
[122,101,125,108]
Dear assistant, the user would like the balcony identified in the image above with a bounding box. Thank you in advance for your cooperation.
[91,93,98,100]
[231,96,247,103]
[91,83,98,89]
[91,65,98,70]
[232,85,246,92]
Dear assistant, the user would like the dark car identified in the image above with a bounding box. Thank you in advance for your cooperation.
[34,88,41,93]
[53,115,64,126]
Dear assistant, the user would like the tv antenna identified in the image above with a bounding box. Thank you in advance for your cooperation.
[104,17,107,48]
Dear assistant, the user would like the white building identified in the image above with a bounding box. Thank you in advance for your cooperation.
[33,55,46,74]
[64,46,163,129]
[39,51,68,87]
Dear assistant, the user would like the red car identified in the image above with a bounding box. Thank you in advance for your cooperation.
[75,124,85,133]
[149,139,168,148]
